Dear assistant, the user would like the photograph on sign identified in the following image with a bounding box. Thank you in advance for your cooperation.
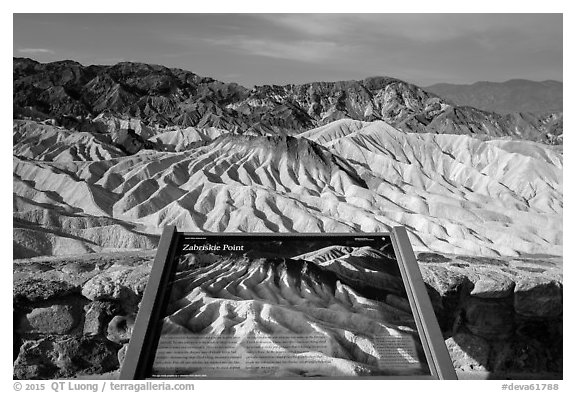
[148,234,431,378]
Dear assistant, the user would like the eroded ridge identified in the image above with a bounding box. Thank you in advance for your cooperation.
[153,249,424,377]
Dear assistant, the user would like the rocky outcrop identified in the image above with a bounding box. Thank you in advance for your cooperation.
[418,253,562,377]
[13,252,153,379]
[13,251,562,379]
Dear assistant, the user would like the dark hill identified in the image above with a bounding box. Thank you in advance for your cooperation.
[13,58,562,144]
[425,79,562,114]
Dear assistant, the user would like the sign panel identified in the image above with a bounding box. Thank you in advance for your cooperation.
[121,227,456,380]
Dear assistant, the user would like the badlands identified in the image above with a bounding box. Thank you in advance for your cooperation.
[14,118,562,258]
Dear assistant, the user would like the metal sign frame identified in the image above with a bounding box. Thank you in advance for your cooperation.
[120,226,456,380]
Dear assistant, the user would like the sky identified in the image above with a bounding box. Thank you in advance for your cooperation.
[13,13,563,90]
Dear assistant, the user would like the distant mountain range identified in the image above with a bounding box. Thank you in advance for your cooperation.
[13,58,562,144]
[425,79,562,114]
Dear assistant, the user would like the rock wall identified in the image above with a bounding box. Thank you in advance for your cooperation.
[418,253,562,378]
[13,252,153,379]
[13,251,562,379]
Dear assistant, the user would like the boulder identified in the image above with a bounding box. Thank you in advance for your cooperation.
[23,305,78,335]
[469,271,515,299]
[13,339,58,379]
[14,279,79,303]
[53,336,120,376]
[107,315,136,344]
[13,335,120,379]
[418,265,468,297]
[83,301,119,336]
[417,252,451,263]
[514,278,562,318]
[82,269,131,301]
[81,265,150,309]
[117,343,129,367]
[61,262,95,275]
[445,333,490,372]
[463,297,515,340]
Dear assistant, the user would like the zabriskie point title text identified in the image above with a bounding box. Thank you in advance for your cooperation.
[183,243,245,251]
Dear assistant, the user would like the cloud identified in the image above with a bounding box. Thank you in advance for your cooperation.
[257,14,345,37]
[17,48,55,55]
[203,36,349,63]
[253,14,562,45]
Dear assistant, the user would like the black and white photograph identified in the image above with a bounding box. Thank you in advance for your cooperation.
[151,234,429,378]
[10,9,564,384]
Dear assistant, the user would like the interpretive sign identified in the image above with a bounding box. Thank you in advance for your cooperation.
[121,227,456,379]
